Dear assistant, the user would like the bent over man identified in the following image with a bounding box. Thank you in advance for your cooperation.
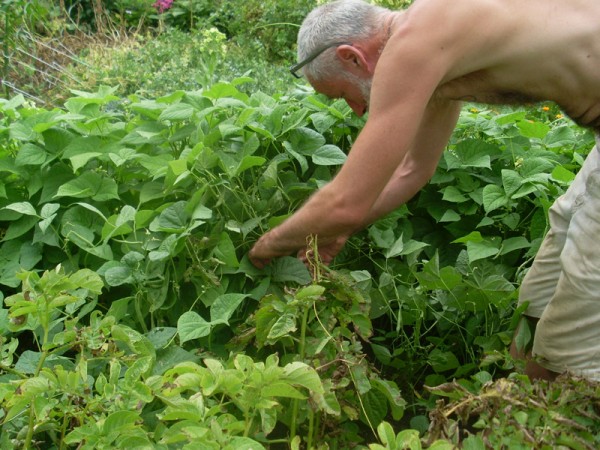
[249,0,600,381]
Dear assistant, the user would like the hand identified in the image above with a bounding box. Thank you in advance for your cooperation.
[249,231,283,269]
[297,235,348,267]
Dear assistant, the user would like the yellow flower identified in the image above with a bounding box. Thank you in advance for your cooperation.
[556,114,563,119]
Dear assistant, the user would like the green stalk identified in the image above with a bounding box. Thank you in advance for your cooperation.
[290,303,310,440]
[24,333,50,448]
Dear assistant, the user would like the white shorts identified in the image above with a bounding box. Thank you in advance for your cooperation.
[518,135,600,380]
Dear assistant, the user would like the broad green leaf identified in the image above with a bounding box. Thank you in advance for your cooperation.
[55,172,119,202]
[40,203,60,219]
[15,143,46,166]
[178,311,212,344]
[466,238,500,262]
[283,362,323,393]
[225,437,266,450]
[294,284,326,300]
[442,186,468,203]
[312,145,346,166]
[288,127,326,155]
[235,155,266,176]
[445,140,493,169]
[210,293,247,324]
[396,429,422,448]
[3,202,37,216]
[267,313,296,340]
[372,379,406,421]
[213,232,238,267]
[158,103,195,121]
[146,327,177,349]
[517,119,550,139]
[551,165,576,183]
[149,201,188,233]
[499,236,530,255]
[271,257,311,285]
[102,410,140,434]
[69,269,104,294]
[376,421,397,447]
[103,266,132,286]
[262,382,306,399]
[440,209,461,222]
[452,231,483,244]
[69,152,102,172]
[310,111,338,133]
[361,389,388,428]
[4,215,38,240]
[501,169,522,197]
[482,184,508,213]
[428,349,460,372]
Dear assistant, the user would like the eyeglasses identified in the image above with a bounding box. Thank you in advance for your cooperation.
[290,41,352,78]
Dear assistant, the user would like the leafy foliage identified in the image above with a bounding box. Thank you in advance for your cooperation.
[425,372,600,449]
[0,79,595,447]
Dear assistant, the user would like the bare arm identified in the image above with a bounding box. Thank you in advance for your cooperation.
[249,6,461,268]
[363,99,462,225]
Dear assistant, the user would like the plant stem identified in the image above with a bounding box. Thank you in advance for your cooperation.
[290,303,310,440]
[23,348,49,448]
[307,407,315,450]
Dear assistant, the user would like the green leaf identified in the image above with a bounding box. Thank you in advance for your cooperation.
[499,236,530,255]
[312,145,346,165]
[517,120,550,139]
[104,266,133,286]
[55,172,119,202]
[69,269,104,294]
[283,362,324,393]
[15,143,46,166]
[482,184,508,213]
[271,257,311,285]
[466,238,500,262]
[262,382,306,399]
[267,313,296,340]
[3,202,37,216]
[445,140,493,169]
[372,379,406,421]
[361,389,388,428]
[158,103,195,121]
[102,410,140,435]
[178,311,212,344]
[288,127,326,155]
[69,152,102,172]
[149,201,188,233]
[210,293,247,324]
[235,155,266,176]
[442,186,468,203]
[428,349,460,372]
[376,421,397,447]
[551,165,576,183]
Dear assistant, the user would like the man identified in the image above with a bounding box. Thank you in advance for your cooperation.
[249,0,600,381]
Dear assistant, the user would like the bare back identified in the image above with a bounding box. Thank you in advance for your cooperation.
[387,0,600,130]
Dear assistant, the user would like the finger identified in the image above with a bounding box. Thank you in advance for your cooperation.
[250,256,270,269]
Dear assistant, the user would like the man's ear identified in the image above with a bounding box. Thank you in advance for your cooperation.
[336,45,371,75]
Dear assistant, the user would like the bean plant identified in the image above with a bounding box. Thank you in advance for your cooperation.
[0,82,595,447]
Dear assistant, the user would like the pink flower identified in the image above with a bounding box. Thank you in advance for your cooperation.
[153,0,174,13]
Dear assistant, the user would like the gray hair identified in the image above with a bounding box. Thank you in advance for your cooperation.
[297,0,390,81]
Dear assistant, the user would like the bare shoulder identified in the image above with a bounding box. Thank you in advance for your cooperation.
[371,0,507,104]
[392,0,513,63]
